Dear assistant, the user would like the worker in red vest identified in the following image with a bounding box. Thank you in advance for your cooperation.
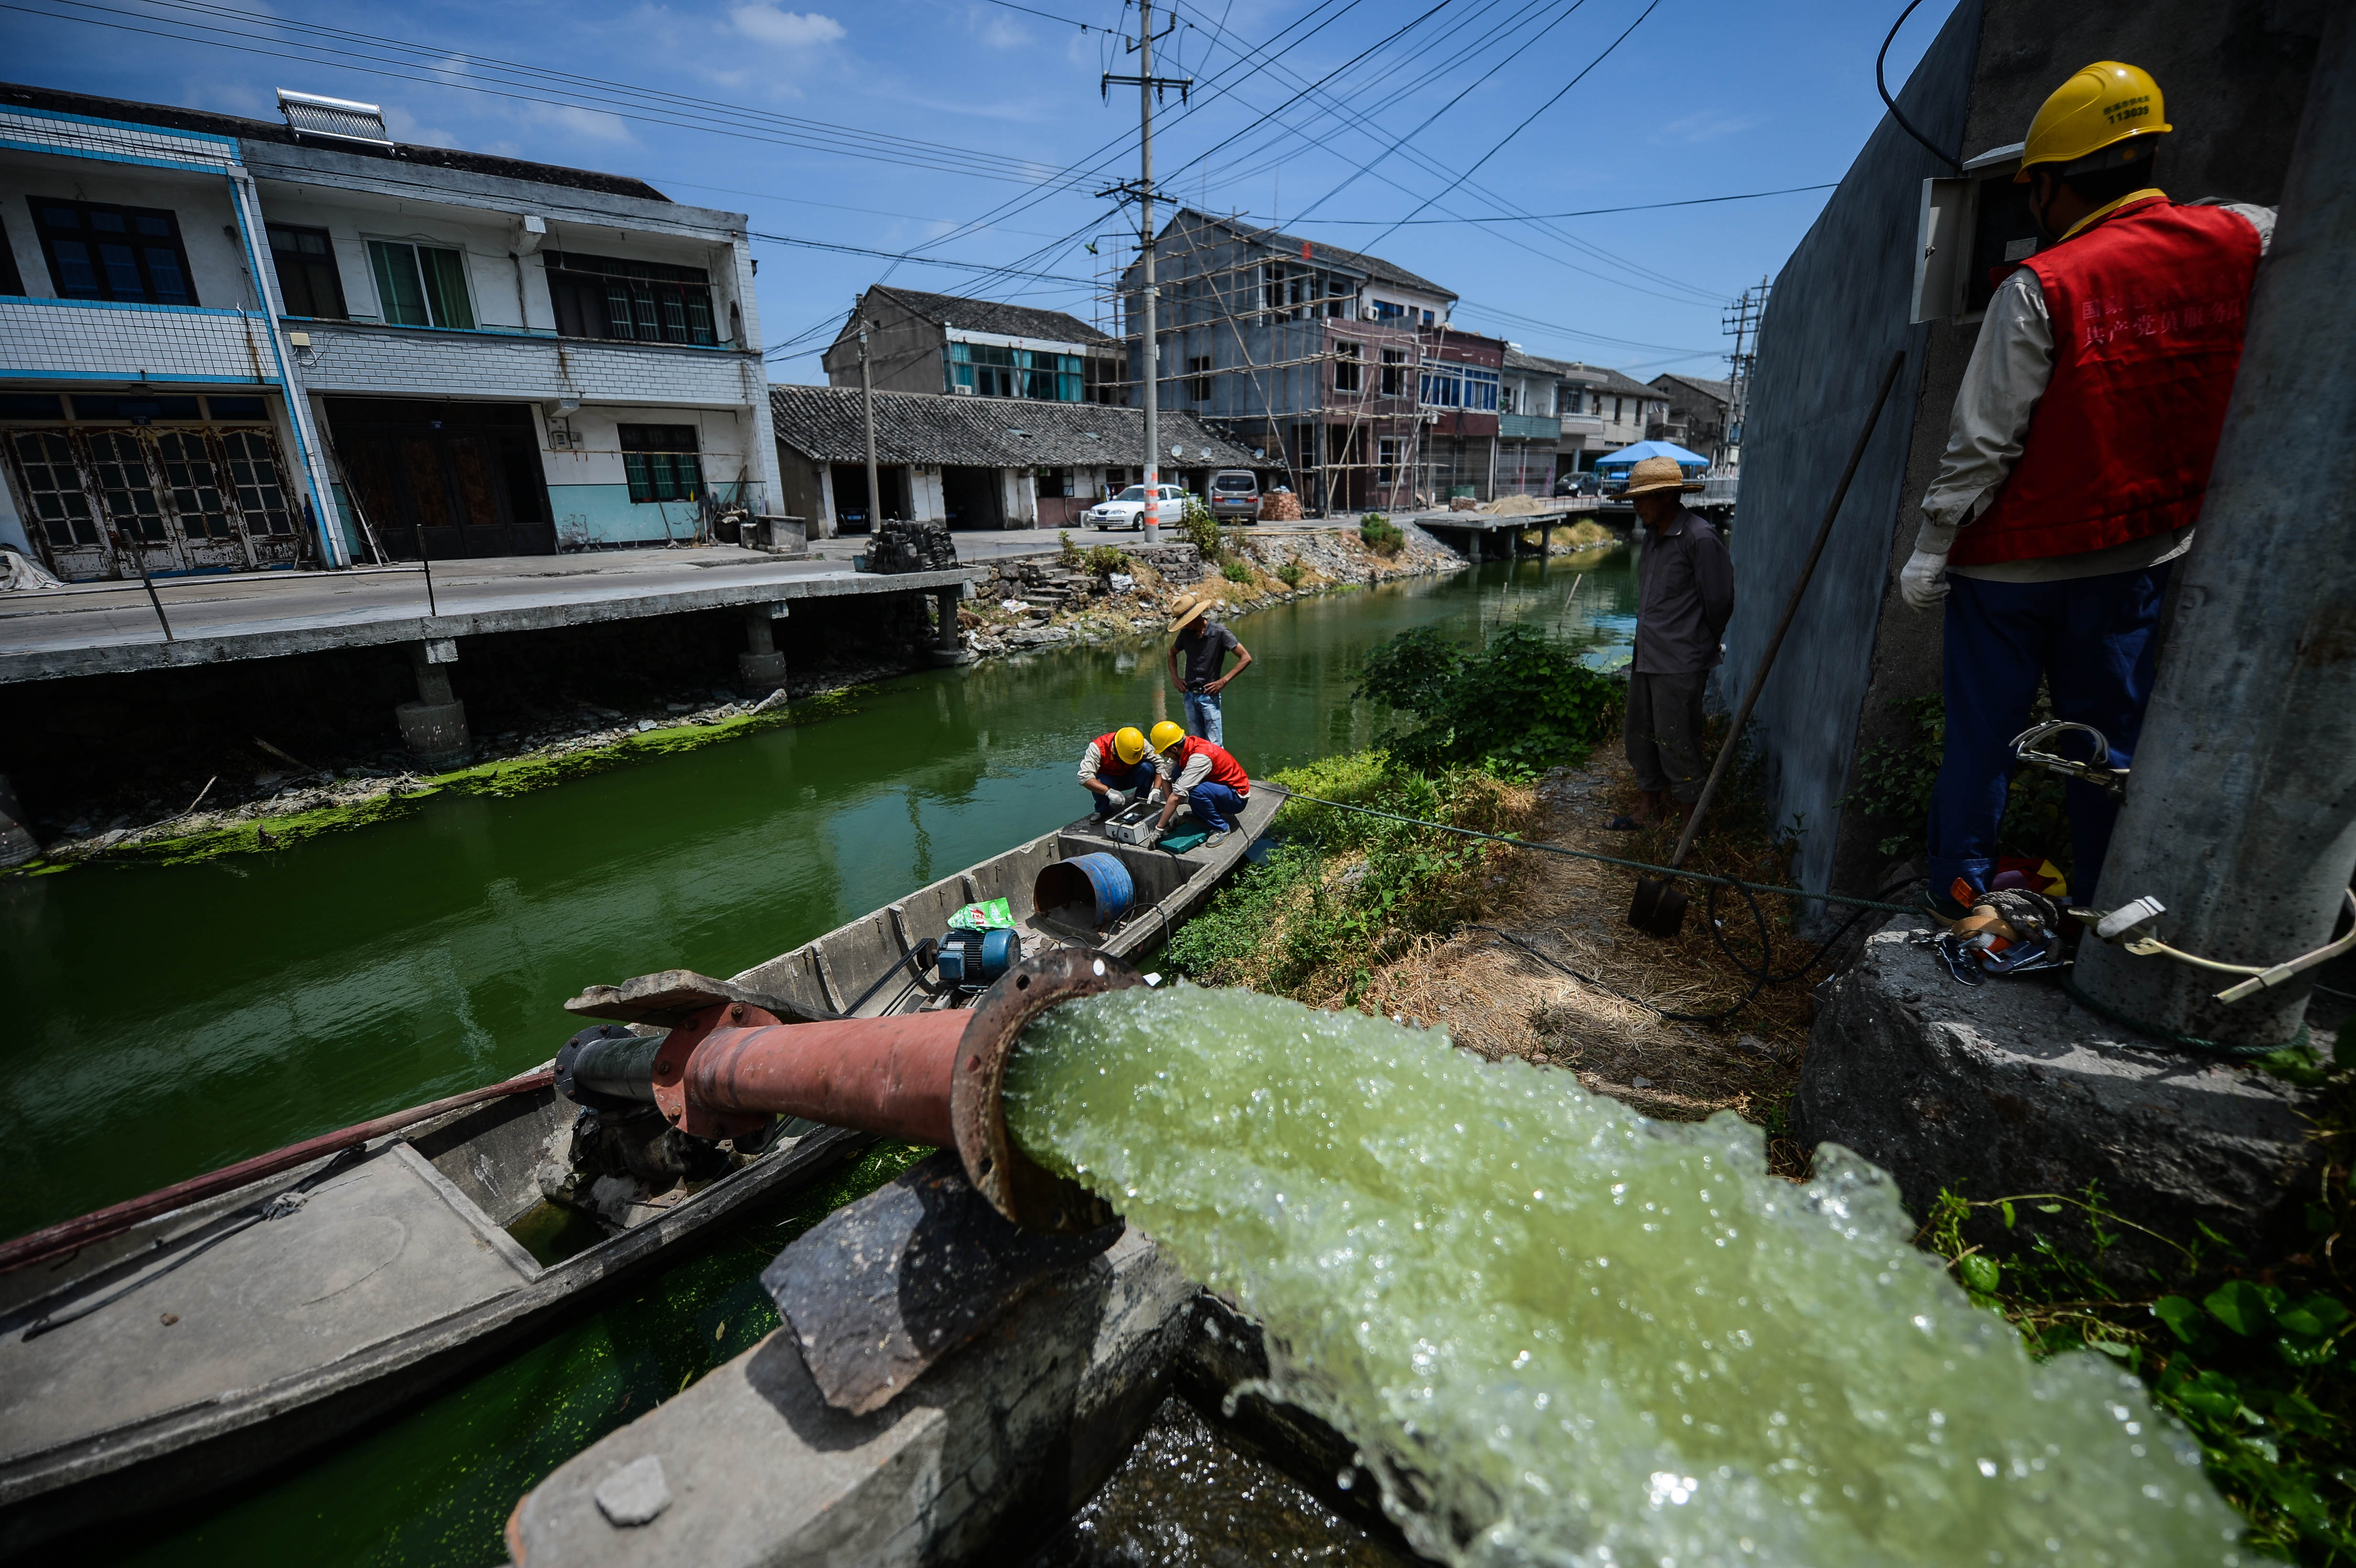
[1078,726,1156,817]
[1147,719,1249,847]
[1900,62,2274,916]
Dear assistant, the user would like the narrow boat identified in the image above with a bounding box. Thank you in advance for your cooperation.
[0,788,1281,1551]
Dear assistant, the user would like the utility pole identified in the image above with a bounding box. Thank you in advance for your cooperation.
[2071,7,2356,1054]
[857,301,881,536]
[1103,0,1190,543]
[1720,276,1767,473]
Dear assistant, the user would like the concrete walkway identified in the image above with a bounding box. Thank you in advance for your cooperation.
[0,546,979,684]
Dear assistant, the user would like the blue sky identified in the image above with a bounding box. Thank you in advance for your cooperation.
[7,0,1957,381]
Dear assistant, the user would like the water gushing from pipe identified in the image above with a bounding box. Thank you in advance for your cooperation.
[1004,985,2240,1567]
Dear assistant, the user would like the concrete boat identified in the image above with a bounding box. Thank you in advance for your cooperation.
[0,786,1281,1552]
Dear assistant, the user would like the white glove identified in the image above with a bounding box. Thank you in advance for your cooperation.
[1147,787,1166,806]
[1103,788,1131,807]
[1900,549,1950,611]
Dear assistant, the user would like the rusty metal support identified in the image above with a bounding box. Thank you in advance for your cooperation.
[598,950,1141,1233]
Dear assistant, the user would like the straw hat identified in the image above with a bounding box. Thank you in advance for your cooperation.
[1619,455,1703,497]
[1169,593,1216,636]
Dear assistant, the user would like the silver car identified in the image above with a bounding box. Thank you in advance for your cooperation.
[1207,469,1261,523]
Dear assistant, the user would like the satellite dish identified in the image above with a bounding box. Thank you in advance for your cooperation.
[1169,444,1184,458]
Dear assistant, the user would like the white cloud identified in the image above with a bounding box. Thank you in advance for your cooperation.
[381,104,460,148]
[729,5,845,49]
[530,104,634,143]
[1653,111,1765,146]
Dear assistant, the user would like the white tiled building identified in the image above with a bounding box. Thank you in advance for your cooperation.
[0,82,780,581]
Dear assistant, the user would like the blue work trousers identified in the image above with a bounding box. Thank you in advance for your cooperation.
[1927,563,2171,904]
[1184,688,1224,745]
[1183,781,1246,834]
[1088,759,1157,816]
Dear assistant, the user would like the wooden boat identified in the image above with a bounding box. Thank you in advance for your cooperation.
[0,788,1281,1551]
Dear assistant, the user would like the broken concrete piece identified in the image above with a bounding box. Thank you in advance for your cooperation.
[562,968,827,1027]
[504,1224,1192,1566]
[592,1455,670,1527]
[1798,916,2327,1280]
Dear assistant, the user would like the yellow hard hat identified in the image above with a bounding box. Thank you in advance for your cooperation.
[1149,720,1186,754]
[2017,61,2171,183]
[1113,726,1147,765]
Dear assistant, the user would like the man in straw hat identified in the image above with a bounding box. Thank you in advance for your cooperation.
[1609,455,1733,833]
[1166,592,1253,745]
[1899,61,2274,917]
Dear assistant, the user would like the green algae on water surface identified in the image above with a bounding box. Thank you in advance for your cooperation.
[1003,986,2244,1568]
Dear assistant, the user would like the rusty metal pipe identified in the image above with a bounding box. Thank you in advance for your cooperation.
[611,951,1143,1233]
[677,1010,966,1144]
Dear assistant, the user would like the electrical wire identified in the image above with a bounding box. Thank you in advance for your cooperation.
[1296,183,1840,225]
[1876,0,1961,174]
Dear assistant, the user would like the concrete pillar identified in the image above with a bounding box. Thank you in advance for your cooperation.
[0,774,41,868]
[1463,528,1481,564]
[397,639,471,770]
[2073,9,2356,1052]
[739,601,790,694]
[927,586,971,667]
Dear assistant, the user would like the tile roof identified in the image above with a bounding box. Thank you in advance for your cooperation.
[1650,372,1734,406]
[0,82,670,201]
[1504,350,1661,396]
[768,385,1261,469]
[863,286,1115,347]
[1153,210,1458,302]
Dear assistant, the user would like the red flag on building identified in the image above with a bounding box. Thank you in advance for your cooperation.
[1300,240,1312,261]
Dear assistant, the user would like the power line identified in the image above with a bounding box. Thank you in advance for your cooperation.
[1290,183,1841,224]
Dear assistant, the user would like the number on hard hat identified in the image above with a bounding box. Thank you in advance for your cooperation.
[2017,61,2171,183]
[1113,726,1148,765]
[1149,720,1186,754]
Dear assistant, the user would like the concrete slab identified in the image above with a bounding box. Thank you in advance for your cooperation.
[504,1225,1193,1568]
[1797,915,2329,1280]
[0,548,981,684]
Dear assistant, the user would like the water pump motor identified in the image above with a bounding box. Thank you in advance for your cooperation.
[936,926,1021,990]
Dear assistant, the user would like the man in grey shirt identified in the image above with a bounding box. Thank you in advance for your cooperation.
[1166,593,1252,745]
[1612,456,1734,831]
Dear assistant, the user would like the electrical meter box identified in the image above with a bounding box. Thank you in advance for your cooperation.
[1103,801,1163,847]
[1912,142,2044,325]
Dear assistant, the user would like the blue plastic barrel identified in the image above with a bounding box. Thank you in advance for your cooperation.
[1033,851,1136,929]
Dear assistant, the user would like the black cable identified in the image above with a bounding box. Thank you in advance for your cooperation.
[1876,0,1963,174]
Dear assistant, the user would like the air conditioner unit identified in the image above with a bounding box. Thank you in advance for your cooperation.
[1361,305,1378,320]
[951,383,975,396]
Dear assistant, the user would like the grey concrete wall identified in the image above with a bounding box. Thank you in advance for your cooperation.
[1728,0,2323,898]
[1715,0,1981,896]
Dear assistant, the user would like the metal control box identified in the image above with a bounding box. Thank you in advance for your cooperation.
[1103,801,1162,847]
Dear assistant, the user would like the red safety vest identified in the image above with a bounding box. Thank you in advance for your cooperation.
[1174,737,1250,794]
[1089,732,1144,773]
[1952,197,2260,567]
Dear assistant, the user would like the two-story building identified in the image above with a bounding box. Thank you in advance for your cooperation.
[820,286,1122,408]
[1647,372,1733,469]
[1557,364,1669,476]
[1117,209,1454,513]
[0,82,780,581]
[1416,326,1507,502]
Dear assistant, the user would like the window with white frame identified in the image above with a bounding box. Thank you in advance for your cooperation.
[366,240,474,328]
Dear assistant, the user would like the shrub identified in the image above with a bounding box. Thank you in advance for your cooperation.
[1355,621,1618,773]
[1276,560,1305,588]
[1359,512,1405,556]
[1221,558,1255,584]
[1179,497,1222,560]
[1082,544,1128,576]
[1057,530,1080,567]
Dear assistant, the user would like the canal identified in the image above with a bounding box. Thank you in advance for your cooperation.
[4,546,1634,1566]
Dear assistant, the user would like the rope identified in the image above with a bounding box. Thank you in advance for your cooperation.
[2056,974,2308,1061]
[1263,786,1922,915]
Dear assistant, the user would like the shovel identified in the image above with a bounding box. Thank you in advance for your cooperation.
[1628,348,1908,938]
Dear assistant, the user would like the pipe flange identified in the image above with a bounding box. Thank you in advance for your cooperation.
[952,948,1142,1234]
[652,1000,783,1141]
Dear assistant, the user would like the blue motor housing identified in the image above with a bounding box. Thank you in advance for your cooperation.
[937,926,1021,988]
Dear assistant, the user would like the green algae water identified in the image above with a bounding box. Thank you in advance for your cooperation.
[1004,986,2243,1567]
[3,554,1629,1565]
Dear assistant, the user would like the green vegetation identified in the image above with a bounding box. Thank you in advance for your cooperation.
[1842,690,2071,866]
[1220,557,1256,585]
[1357,621,1619,776]
[1179,496,1223,561]
[1276,559,1305,588]
[1359,512,1405,556]
[1164,752,1534,1006]
[1082,543,1129,576]
[1922,1072,2356,1564]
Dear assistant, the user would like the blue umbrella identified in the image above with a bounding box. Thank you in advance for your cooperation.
[1593,439,1709,471]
